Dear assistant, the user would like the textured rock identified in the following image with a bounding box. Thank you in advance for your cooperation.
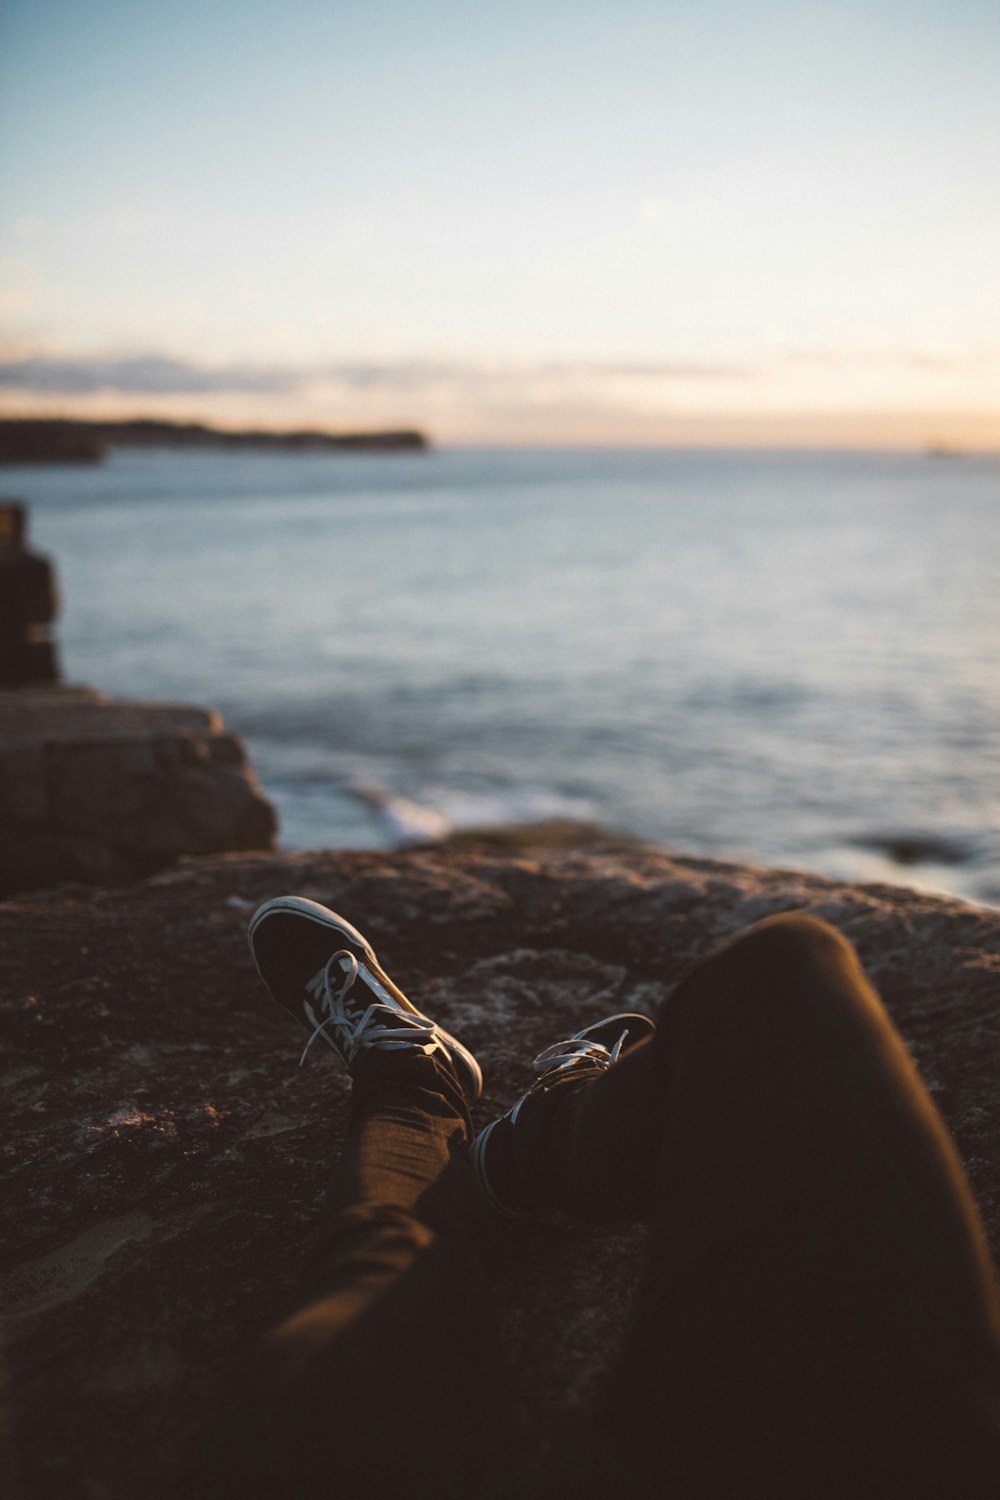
[2,844,999,1497]
[0,686,277,893]
[0,500,60,686]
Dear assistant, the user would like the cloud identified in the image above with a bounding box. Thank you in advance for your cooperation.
[780,344,1000,373]
[0,351,761,398]
[0,354,300,395]
[1,345,996,402]
[2,347,996,453]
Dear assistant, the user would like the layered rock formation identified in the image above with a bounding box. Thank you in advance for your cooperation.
[3,843,999,1497]
[0,686,277,894]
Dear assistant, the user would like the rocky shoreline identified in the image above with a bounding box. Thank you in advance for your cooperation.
[3,842,999,1497]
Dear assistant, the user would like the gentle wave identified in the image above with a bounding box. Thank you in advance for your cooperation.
[11,445,1000,906]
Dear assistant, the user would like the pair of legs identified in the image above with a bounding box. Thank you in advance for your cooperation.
[203,910,1000,1497]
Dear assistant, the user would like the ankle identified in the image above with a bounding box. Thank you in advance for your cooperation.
[351,1051,474,1134]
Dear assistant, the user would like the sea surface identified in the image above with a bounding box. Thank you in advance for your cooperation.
[8,446,1000,905]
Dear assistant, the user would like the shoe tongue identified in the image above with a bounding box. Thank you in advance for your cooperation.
[307,954,400,1017]
[306,953,356,1000]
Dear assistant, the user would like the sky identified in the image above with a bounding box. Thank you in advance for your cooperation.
[1,0,997,447]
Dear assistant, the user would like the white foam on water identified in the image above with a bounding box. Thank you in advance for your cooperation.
[16,446,1000,903]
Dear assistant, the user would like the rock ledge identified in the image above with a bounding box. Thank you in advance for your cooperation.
[2,843,998,1497]
[0,685,276,894]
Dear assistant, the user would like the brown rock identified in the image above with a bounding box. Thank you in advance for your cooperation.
[0,501,61,686]
[1,844,998,1497]
[0,687,276,893]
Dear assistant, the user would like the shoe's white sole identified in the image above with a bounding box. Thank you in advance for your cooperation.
[469,1118,521,1218]
[248,895,483,1098]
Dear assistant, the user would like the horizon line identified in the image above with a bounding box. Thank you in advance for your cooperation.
[2,395,999,458]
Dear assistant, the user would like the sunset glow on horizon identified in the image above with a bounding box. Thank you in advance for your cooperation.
[1,0,997,449]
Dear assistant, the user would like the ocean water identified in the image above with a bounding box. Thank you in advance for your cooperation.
[7,445,1000,906]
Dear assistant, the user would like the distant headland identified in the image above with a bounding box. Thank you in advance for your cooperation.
[0,417,429,464]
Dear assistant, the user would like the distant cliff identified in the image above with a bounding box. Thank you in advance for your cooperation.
[0,420,105,464]
[0,418,429,463]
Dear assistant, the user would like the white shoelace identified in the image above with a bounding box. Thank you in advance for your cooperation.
[505,1028,630,1126]
[298,950,441,1067]
[530,1029,629,1078]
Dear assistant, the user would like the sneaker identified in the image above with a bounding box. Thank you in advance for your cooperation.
[470,1012,655,1216]
[248,896,483,1100]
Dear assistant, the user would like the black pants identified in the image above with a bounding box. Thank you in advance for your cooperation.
[203,914,1000,1498]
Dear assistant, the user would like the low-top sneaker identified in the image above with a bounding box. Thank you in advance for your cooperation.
[248,895,483,1100]
[470,1011,655,1216]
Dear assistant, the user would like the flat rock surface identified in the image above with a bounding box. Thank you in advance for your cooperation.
[0,686,221,744]
[2,844,999,1497]
[0,686,275,894]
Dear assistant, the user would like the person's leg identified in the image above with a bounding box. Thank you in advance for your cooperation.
[601,913,1000,1496]
[241,1059,501,1500]
[473,912,1000,1495]
[190,899,505,1500]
